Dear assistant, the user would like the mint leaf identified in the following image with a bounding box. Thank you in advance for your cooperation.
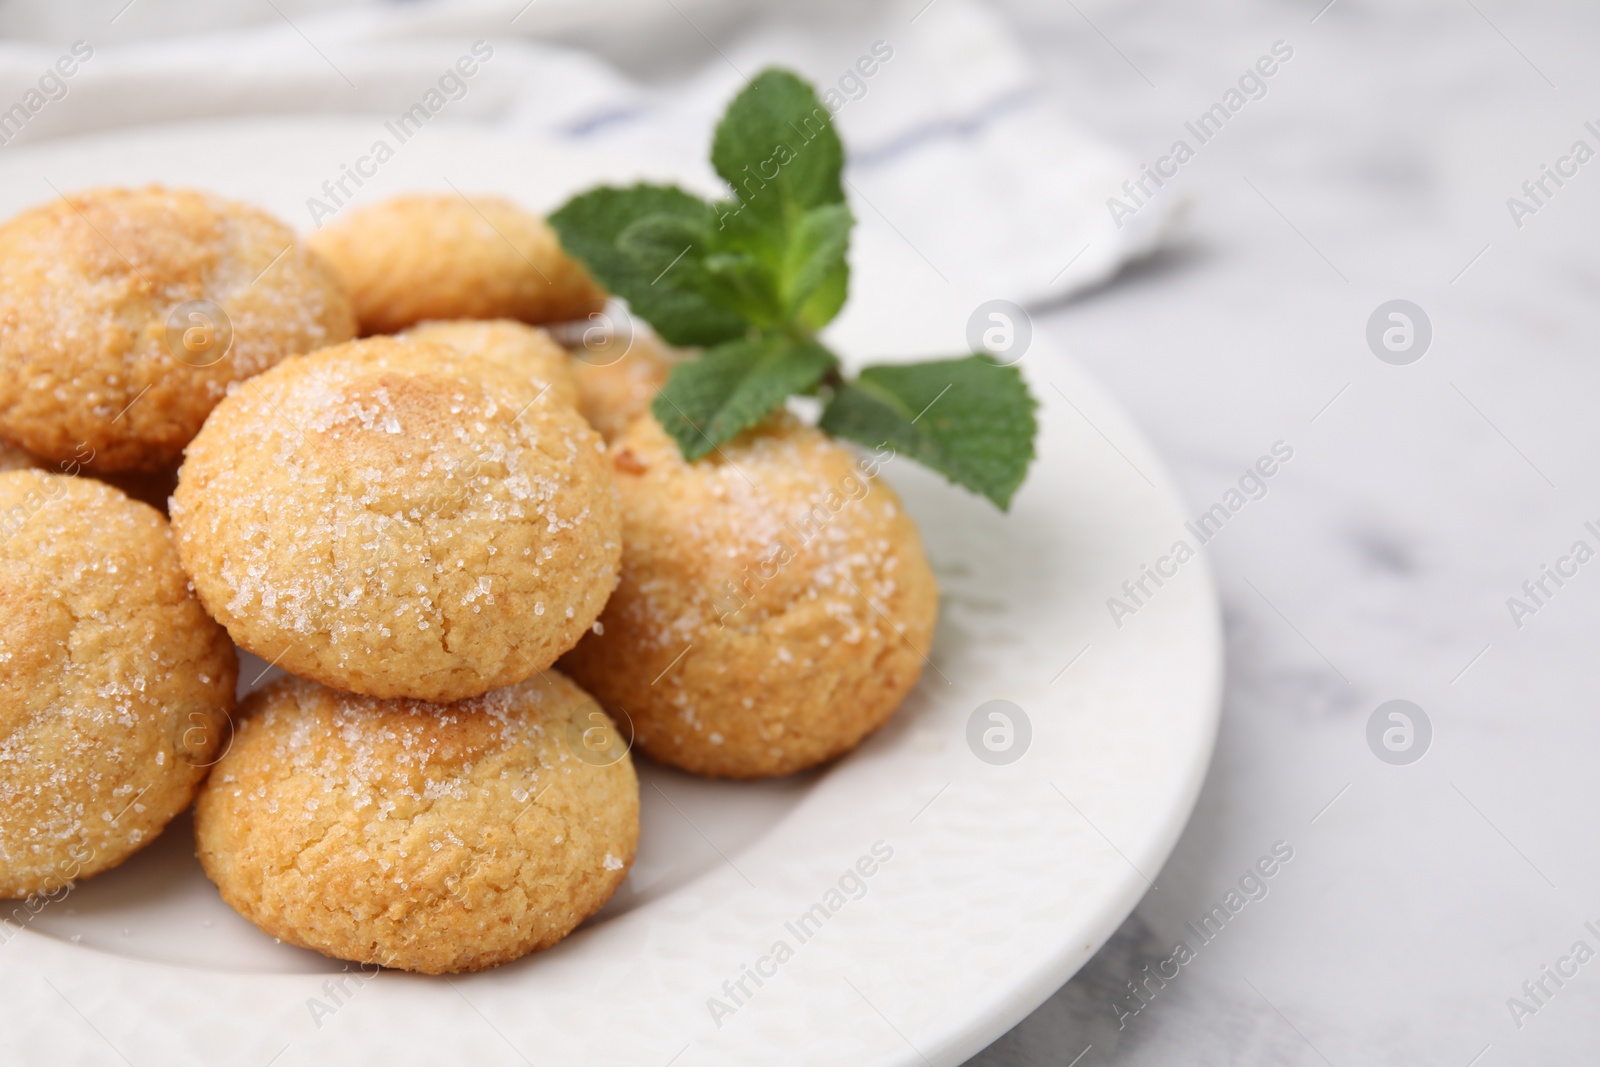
[615,214,724,304]
[703,251,782,327]
[781,203,851,319]
[548,184,747,347]
[820,356,1037,509]
[653,337,838,460]
[795,257,849,330]
[706,72,851,332]
[711,70,845,236]
[614,216,782,328]
[616,214,707,280]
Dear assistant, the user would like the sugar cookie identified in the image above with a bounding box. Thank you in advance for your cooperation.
[562,414,937,778]
[0,471,236,899]
[308,194,605,335]
[194,671,636,974]
[172,336,620,702]
[0,186,355,472]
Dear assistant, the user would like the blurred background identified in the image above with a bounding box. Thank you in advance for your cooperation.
[2,1,1597,1063]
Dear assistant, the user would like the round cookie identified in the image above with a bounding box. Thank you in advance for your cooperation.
[561,414,938,778]
[194,671,637,974]
[307,194,606,335]
[402,319,579,412]
[0,186,356,472]
[171,336,621,703]
[0,471,237,899]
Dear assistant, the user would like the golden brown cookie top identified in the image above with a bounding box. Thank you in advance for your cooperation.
[401,318,580,412]
[605,412,915,648]
[195,671,637,974]
[0,185,355,472]
[172,335,620,702]
[561,414,936,777]
[307,193,605,335]
[218,674,584,802]
[0,470,236,896]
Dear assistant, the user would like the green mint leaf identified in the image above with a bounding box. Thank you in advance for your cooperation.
[795,257,849,330]
[652,337,838,460]
[616,213,706,272]
[547,184,748,347]
[615,216,786,328]
[711,68,845,243]
[820,356,1038,509]
[615,213,720,300]
[711,70,845,214]
[781,203,851,319]
[702,251,783,326]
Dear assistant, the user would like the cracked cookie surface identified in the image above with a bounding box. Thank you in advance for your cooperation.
[0,471,236,899]
[171,336,620,703]
[0,185,355,472]
[194,671,637,974]
[561,415,937,778]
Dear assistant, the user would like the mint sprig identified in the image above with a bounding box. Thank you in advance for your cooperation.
[548,68,1038,510]
[821,357,1037,509]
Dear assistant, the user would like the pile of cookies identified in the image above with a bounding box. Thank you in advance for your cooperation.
[0,185,936,974]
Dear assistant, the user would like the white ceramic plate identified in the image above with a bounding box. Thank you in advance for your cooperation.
[0,119,1220,1067]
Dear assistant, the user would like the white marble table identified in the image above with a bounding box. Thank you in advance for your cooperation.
[970,1,1600,1063]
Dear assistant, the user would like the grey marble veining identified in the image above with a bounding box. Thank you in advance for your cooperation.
[971,1,1600,1064]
